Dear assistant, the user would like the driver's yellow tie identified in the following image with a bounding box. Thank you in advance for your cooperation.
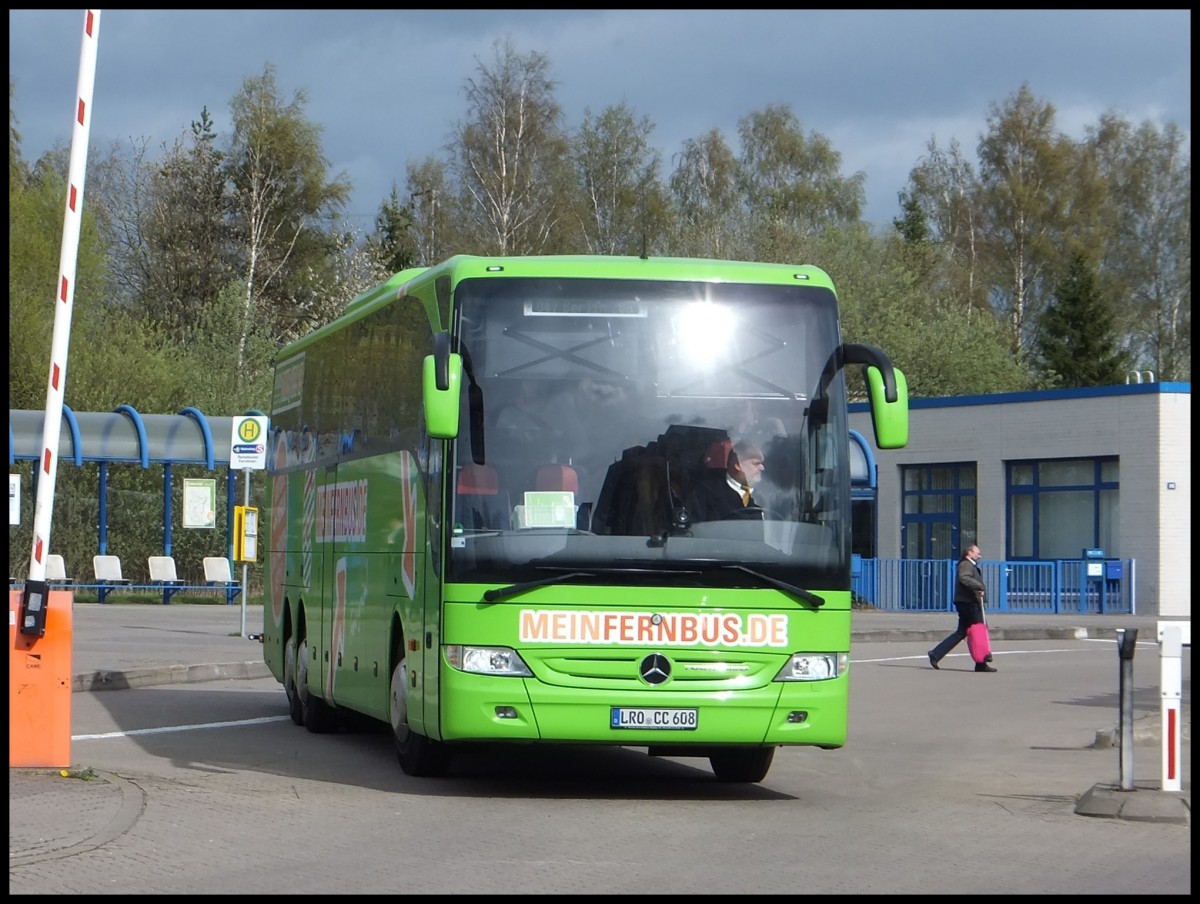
[741,487,752,506]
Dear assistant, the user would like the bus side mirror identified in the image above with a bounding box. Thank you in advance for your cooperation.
[866,365,908,449]
[423,332,463,439]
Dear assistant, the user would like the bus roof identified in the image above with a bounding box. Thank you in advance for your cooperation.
[428,254,834,287]
[277,255,836,360]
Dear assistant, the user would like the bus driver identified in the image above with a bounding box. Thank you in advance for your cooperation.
[683,440,765,522]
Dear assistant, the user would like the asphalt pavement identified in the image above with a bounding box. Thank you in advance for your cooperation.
[9,601,1192,868]
[52,602,1185,692]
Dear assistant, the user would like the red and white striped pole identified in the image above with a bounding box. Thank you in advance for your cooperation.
[1157,621,1187,793]
[19,9,102,636]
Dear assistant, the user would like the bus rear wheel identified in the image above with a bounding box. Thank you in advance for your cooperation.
[296,636,339,733]
[709,746,775,783]
[389,657,451,777]
[283,635,303,726]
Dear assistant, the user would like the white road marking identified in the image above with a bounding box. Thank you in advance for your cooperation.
[855,648,1088,664]
[73,715,291,741]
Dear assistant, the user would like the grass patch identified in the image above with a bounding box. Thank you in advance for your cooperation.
[69,590,264,606]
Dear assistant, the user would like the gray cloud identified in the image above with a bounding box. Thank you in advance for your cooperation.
[9,9,1190,231]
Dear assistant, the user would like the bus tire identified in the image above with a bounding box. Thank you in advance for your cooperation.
[709,746,775,783]
[389,657,451,777]
[283,635,303,726]
[296,635,339,733]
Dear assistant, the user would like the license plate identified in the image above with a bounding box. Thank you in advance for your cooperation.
[610,707,698,730]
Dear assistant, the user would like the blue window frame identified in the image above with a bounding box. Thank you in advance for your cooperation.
[1007,457,1119,560]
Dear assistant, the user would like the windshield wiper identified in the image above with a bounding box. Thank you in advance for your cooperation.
[721,565,825,608]
[481,565,704,604]
[482,571,596,603]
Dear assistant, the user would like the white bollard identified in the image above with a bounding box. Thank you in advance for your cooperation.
[1156,621,1189,793]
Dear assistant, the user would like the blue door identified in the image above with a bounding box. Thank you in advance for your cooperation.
[900,463,977,610]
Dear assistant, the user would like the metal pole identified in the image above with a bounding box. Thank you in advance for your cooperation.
[1115,628,1138,791]
[241,467,250,638]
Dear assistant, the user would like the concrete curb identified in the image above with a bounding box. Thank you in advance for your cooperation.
[1075,782,1191,824]
[72,660,272,692]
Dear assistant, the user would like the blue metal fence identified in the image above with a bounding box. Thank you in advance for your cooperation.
[852,558,1134,614]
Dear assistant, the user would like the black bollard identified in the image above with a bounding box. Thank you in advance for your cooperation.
[1116,627,1138,791]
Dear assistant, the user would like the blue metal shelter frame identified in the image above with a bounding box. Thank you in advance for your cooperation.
[10,404,264,601]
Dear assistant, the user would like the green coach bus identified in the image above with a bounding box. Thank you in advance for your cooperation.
[264,254,908,783]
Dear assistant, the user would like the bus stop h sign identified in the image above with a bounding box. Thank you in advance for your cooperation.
[230,416,268,470]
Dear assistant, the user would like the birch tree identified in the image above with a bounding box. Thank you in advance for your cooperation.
[450,37,569,255]
[224,64,351,371]
[569,102,667,255]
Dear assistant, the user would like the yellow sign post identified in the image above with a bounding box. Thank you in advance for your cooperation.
[233,505,259,563]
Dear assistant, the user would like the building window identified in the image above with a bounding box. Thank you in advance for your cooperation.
[900,463,976,559]
[1007,457,1119,560]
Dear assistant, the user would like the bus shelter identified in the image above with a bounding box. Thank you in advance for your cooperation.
[9,404,263,582]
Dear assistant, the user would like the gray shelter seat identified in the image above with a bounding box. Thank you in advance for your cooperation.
[47,554,72,583]
[93,555,129,584]
[93,554,131,604]
[148,555,184,585]
[203,556,234,584]
[203,557,243,605]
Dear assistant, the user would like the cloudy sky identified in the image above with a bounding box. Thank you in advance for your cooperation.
[9,9,1191,232]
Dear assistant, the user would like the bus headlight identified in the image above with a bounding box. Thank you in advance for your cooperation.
[445,645,533,677]
[774,652,848,681]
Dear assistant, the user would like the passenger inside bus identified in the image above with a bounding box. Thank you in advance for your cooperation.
[590,423,726,536]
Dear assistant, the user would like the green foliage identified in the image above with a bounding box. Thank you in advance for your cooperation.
[8,171,59,409]
[570,103,667,256]
[1084,115,1191,380]
[171,279,277,413]
[8,145,110,409]
[892,194,930,244]
[133,107,236,343]
[668,129,744,258]
[8,56,1191,574]
[737,104,865,257]
[828,226,1030,397]
[369,183,420,273]
[401,156,457,263]
[976,83,1083,358]
[224,63,354,350]
[1035,251,1130,387]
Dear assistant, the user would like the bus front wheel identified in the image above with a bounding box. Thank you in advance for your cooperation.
[389,657,451,777]
[709,746,775,783]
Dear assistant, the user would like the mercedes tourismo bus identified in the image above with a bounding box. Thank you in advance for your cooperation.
[264,254,908,783]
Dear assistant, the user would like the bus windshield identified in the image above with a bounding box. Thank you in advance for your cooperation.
[447,275,849,591]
